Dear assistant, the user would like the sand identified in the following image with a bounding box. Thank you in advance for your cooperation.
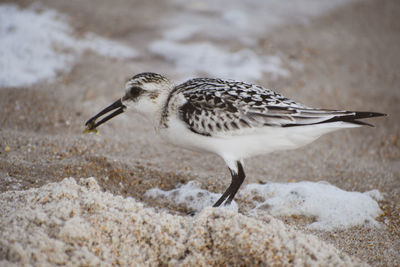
[0,177,364,266]
[1,0,399,266]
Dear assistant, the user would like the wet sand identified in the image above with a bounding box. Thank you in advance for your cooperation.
[1,0,399,265]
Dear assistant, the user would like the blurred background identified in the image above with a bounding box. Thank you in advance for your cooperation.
[0,0,399,265]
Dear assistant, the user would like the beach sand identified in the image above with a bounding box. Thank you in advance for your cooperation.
[1,0,399,265]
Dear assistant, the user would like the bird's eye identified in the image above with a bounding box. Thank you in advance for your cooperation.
[129,86,142,98]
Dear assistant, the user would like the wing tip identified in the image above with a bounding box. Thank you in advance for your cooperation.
[353,111,387,119]
[347,111,386,127]
[349,120,374,127]
[281,111,386,128]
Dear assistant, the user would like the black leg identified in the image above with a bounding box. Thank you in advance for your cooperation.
[212,161,246,207]
[212,183,234,207]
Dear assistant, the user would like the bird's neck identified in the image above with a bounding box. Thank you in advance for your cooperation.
[134,90,173,129]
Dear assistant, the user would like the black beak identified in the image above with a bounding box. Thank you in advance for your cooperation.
[85,99,126,130]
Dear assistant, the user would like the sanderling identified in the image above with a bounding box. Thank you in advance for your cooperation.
[85,72,385,208]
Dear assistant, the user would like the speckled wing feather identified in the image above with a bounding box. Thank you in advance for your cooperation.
[176,78,378,136]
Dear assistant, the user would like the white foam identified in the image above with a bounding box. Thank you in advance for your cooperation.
[166,0,354,43]
[79,32,136,59]
[241,181,383,231]
[145,180,238,212]
[0,4,137,88]
[221,9,248,29]
[163,25,201,41]
[149,40,289,81]
[146,180,383,231]
[154,0,352,81]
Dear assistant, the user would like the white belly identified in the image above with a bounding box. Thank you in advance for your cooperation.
[159,117,358,161]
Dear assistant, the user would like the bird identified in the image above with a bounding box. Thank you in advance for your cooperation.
[85,72,385,208]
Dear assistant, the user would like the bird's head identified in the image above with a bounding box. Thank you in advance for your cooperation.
[84,72,173,132]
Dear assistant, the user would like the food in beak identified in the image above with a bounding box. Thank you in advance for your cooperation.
[84,99,126,133]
